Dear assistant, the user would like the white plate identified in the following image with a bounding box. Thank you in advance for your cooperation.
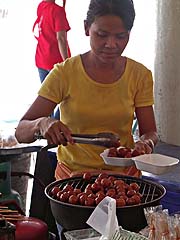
[132,153,179,175]
[100,150,179,175]
[100,149,135,167]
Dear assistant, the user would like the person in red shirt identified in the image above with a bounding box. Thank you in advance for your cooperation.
[33,0,71,119]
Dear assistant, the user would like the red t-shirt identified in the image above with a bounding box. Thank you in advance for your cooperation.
[34,1,71,70]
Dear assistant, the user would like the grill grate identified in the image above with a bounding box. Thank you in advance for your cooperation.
[49,175,165,207]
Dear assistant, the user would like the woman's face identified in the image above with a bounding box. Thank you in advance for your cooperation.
[85,15,130,64]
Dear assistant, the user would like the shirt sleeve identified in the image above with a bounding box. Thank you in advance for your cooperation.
[53,7,71,32]
[135,70,154,107]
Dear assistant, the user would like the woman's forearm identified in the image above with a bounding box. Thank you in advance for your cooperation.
[15,118,44,143]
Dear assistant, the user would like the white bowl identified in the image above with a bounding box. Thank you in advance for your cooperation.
[100,149,135,167]
[132,153,179,175]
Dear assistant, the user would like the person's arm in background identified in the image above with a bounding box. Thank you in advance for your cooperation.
[56,30,69,61]
[134,106,159,153]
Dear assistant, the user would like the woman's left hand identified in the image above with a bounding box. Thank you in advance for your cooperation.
[134,140,153,154]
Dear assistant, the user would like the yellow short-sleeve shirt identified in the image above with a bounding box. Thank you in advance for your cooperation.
[38,55,154,172]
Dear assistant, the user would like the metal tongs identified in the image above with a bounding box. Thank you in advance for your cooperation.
[35,132,120,150]
[70,132,120,148]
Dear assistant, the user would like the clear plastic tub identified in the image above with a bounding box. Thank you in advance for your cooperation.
[64,227,148,240]
[64,228,100,240]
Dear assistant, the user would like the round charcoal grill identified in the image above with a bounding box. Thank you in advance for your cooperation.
[45,174,166,232]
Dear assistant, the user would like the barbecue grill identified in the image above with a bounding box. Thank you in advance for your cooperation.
[45,174,166,232]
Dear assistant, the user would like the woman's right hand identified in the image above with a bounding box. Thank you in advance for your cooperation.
[38,117,74,146]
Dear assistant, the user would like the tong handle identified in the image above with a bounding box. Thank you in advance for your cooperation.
[34,132,101,140]
[71,137,114,147]
[35,132,120,149]
[35,132,119,140]
[71,133,105,138]
[34,133,100,140]
[40,138,116,151]
[72,132,119,140]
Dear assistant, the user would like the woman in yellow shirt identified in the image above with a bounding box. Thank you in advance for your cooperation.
[15,0,158,179]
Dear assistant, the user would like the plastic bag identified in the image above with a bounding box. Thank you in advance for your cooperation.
[87,196,119,240]
[0,130,18,148]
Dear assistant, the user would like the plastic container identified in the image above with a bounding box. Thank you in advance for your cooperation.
[100,149,135,167]
[64,228,100,240]
[133,154,179,175]
[64,227,148,240]
[100,150,179,175]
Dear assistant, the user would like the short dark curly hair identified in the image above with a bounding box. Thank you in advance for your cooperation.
[85,0,135,31]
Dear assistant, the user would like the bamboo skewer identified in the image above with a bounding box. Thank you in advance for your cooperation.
[0,210,19,214]
[0,206,25,221]
[2,214,22,218]
[0,206,8,209]
[4,217,25,221]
